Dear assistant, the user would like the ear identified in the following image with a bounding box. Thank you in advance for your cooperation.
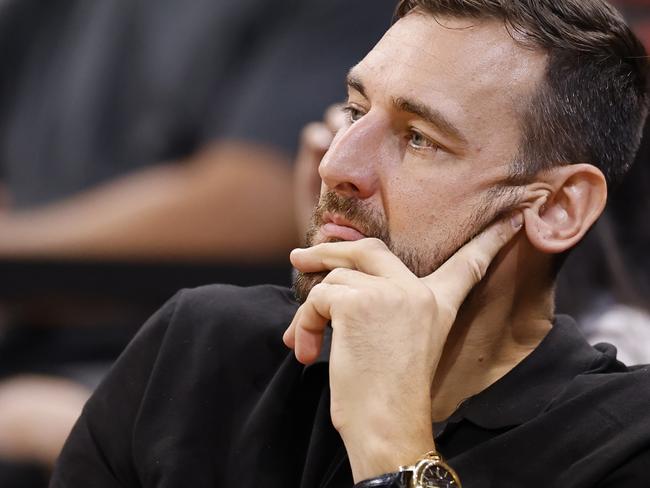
[522,164,607,254]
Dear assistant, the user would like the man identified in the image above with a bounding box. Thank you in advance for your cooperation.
[51,0,650,486]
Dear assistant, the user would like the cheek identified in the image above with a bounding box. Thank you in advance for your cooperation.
[384,178,462,242]
[384,174,489,252]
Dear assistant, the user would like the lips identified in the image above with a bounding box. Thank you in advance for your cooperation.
[320,213,367,241]
[321,222,366,241]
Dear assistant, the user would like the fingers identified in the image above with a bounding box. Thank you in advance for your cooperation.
[296,105,345,165]
[298,103,346,160]
[291,238,409,279]
[299,122,335,156]
[294,122,333,241]
[284,269,380,364]
[324,104,347,133]
[288,211,523,364]
[284,283,348,364]
[293,301,328,365]
[423,212,523,310]
[283,292,329,364]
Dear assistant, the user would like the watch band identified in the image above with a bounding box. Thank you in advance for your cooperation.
[353,471,410,488]
[353,450,461,488]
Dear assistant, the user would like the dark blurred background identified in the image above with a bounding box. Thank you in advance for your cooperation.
[555,0,650,364]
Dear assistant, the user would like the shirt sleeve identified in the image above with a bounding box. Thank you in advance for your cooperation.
[49,294,179,488]
[208,0,396,157]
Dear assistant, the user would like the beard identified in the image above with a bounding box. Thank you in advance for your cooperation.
[292,185,519,304]
[293,191,469,303]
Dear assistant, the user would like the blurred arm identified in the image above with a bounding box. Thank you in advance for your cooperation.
[0,142,296,262]
[293,105,347,243]
[0,182,9,211]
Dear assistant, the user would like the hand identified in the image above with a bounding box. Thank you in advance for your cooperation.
[0,375,90,467]
[293,105,347,243]
[284,214,523,481]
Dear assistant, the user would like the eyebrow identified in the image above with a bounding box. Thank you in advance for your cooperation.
[346,73,368,98]
[346,72,469,148]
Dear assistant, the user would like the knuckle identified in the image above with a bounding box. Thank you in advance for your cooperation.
[495,224,509,243]
[330,401,346,432]
[325,104,346,129]
[300,122,320,140]
[411,288,436,317]
[366,285,386,303]
[438,303,458,323]
[325,267,347,283]
[363,237,387,252]
[415,285,436,307]
[372,283,404,310]
[311,242,329,255]
[325,103,343,119]
[467,255,490,283]
[300,123,328,148]
[309,282,328,299]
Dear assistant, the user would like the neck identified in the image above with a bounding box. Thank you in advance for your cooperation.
[430,238,554,422]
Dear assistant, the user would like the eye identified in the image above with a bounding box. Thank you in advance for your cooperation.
[342,104,365,124]
[408,130,438,151]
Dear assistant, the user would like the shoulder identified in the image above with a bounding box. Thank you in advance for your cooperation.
[113,283,299,386]
[550,345,650,427]
[170,283,298,330]
[598,447,650,488]
[545,318,650,409]
[559,353,650,405]
[157,283,299,357]
[550,363,650,479]
[51,285,301,487]
[597,446,650,487]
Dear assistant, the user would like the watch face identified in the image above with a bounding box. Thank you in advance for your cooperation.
[419,463,459,488]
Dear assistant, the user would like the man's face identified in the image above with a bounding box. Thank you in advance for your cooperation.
[295,12,547,301]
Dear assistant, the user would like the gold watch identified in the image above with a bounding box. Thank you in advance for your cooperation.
[398,450,462,488]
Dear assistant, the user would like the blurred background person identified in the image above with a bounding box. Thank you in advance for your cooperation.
[0,0,396,485]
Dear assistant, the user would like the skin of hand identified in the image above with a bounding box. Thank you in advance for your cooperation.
[283,213,523,482]
[294,105,348,243]
[0,375,90,467]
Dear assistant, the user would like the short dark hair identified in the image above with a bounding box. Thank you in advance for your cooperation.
[395,0,649,187]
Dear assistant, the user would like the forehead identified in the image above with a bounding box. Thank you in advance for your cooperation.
[354,12,547,154]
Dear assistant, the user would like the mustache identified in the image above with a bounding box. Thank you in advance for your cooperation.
[307,191,391,245]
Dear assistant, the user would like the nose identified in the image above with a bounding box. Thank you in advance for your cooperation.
[318,114,384,200]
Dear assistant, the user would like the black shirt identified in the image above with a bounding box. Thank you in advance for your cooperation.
[51,285,650,487]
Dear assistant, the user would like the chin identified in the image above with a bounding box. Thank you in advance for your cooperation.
[292,269,329,304]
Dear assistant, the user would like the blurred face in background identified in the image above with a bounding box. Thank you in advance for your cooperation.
[295,12,547,301]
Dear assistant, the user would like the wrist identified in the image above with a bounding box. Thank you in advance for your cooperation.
[332,385,435,482]
[343,429,435,483]
[353,451,462,488]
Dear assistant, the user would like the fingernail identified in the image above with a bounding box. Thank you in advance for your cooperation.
[510,212,524,229]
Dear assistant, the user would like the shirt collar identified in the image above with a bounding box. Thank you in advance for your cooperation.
[304,316,616,431]
[446,315,611,430]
